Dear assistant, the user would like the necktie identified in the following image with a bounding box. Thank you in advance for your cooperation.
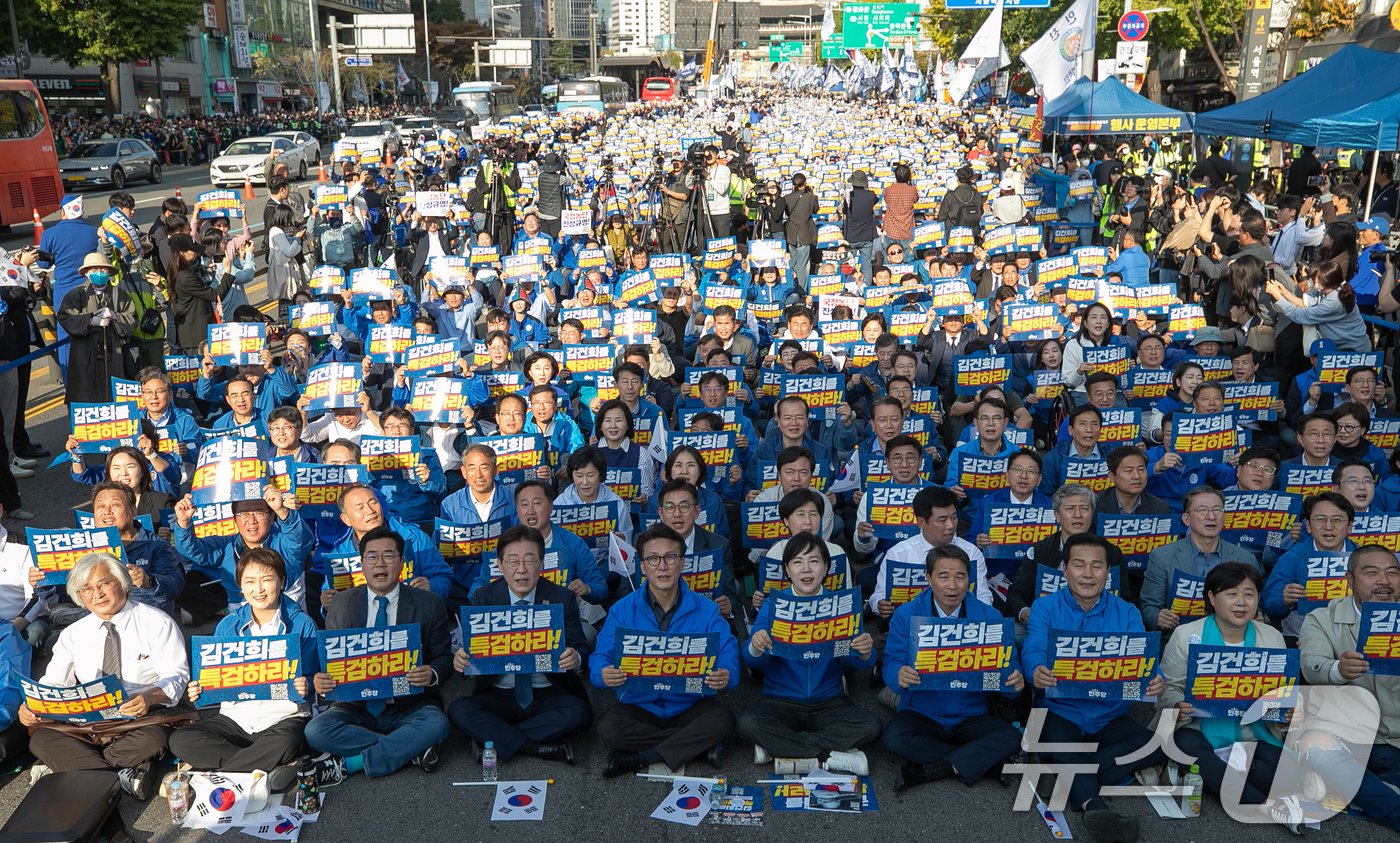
[367,596,389,716]
[101,622,122,680]
[514,599,534,709]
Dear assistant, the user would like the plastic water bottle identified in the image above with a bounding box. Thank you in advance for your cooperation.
[1183,764,1203,817]
[710,775,727,810]
[482,741,498,782]
[168,762,189,824]
[1002,721,1029,787]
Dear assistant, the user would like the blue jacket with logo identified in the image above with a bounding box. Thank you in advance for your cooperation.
[173,510,314,599]
[744,587,875,702]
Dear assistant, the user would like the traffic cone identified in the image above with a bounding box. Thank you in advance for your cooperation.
[242,176,255,201]
[174,185,184,206]
[384,149,394,169]
[318,160,328,182]
[31,209,42,246]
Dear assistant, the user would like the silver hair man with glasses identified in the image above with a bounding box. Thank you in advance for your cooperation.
[1140,486,1260,632]
[21,552,190,800]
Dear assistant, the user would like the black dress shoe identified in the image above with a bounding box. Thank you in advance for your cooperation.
[13,445,49,459]
[705,742,723,768]
[535,742,575,765]
[602,751,645,778]
[413,744,441,773]
[895,760,954,792]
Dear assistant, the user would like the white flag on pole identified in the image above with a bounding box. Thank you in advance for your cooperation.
[820,0,836,42]
[1020,0,1095,102]
[949,0,1009,103]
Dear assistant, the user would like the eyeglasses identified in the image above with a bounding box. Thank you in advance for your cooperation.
[888,453,920,465]
[362,551,402,564]
[1336,423,1361,434]
[1188,507,1225,516]
[1341,476,1376,487]
[640,552,684,568]
[1242,462,1278,474]
[660,501,695,513]
[1009,466,1041,476]
[234,510,271,520]
[268,424,299,433]
[1309,515,1350,526]
[499,558,538,571]
[79,578,120,598]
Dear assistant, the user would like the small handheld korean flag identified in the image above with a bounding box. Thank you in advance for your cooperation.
[491,780,549,821]
[182,771,254,829]
[608,532,637,578]
[651,780,712,826]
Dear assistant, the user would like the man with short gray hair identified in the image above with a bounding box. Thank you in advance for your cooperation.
[20,552,190,800]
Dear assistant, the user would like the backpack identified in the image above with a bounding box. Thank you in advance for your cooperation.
[321,225,354,267]
[951,187,981,227]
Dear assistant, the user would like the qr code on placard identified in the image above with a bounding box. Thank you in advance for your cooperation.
[269,684,289,700]
[535,654,553,671]
[1122,682,1142,701]
[833,641,851,657]
[391,676,411,695]
[983,674,1002,691]
[684,677,705,694]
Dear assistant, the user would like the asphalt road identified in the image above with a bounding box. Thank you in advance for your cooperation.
[0,174,1386,840]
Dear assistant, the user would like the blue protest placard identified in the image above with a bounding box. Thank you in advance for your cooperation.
[1223,490,1301,550]
[318,625,423,702]
[1358,602,1400,676]
[910,617,1015,691]
[615,628,720,695]
[679,547,726,599]
[1097,514,1181,571]
[20,675,126,724]
[461,603,565,675]
[27,527,123,585]
[192,635,304,706]
[865,483,921,541]
[1185,644,1298,721]
[768,588,862,660]
[1045,630,1159,701]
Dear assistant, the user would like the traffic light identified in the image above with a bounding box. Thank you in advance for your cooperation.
[736,40,748,47]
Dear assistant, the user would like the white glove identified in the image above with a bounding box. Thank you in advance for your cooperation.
[95,307,114,320]
[330,333,343,349]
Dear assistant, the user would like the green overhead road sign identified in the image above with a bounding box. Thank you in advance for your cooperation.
[770,33,785,41]
[841,2,921,49]
[769,40,806,61]
[821,37,846,59]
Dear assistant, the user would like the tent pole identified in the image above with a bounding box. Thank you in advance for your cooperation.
[1364,121,1381,215]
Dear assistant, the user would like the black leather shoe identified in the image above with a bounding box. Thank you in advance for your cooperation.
[602,751,645,778]
[413,744,441,773]
[536,742,575,765]
[14,445,49,459]
[896,760,953,792]
[705,742,723,768]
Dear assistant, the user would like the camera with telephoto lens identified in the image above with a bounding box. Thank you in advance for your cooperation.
[601,153,616,172]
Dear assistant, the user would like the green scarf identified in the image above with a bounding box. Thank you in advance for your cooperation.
[1198,616,1284,750]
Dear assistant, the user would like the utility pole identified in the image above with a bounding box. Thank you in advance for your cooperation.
[423,0,432,103]
[589,7,598,75]
[308,0,320,108]
[329,15,343,113]
[5,0,19,79]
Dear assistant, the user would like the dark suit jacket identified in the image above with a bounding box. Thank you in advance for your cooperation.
[917,329,967,396]
[1094,488,1171,516]
[469,578,592,709]
[1004,531,1138,619]
[326,584,453,711]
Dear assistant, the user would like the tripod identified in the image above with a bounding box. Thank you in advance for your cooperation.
[678,170,714,256]
[633,170,669,254]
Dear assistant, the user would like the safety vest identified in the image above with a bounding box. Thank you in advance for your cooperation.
[481,160,517,209]
[1098,186,1119,239]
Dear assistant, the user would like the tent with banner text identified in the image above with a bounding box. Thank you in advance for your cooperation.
[1041,75,1193,136]
[1193,44,1400,150]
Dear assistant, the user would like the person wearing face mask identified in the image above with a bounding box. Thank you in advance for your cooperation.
[57,252,135,405]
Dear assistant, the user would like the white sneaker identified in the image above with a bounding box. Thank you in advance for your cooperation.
[8,462,32,479]
[1301,769,1328,802]
[8,508,34,521]
[10,456,35,469]
[774,757,818,775]
[753,745,771,765]
[29,763,51,784]
[825,750,869,777]
[1133,764,1166,790]
[646,762,682,777]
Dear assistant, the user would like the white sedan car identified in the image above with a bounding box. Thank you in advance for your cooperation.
[267,130,322,177]
[208,135,317,188]
[340,120,402,158]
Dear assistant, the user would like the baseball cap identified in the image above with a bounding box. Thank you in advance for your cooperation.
[1357,216,1392,236]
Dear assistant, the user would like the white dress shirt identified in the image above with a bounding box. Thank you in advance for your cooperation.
[366,585,402,626]
[867,533,991,613]
[220,615,304,733]
[0,529,39,622]
[491,586,549,691]
[43,599,189,706]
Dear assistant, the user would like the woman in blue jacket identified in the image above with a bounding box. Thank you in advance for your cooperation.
[169,547,319,790]
[739,533,879,775]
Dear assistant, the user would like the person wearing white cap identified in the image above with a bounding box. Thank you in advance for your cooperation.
[37,193,98,375]
[56,251,134,405]
[989,174,1025,225]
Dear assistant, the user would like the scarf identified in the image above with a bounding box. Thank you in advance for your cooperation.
[1198,615,1283,750]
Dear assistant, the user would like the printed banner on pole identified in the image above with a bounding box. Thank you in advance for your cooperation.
[318,625,423,702]
[615,628,719,695]
[911,617,1015,691]
[461,604,565,675]
[1185,644,1298,721]
[20,675,125,724]
[767,588,862,660]
[192,635,303,706]
[1045,630,1159,701]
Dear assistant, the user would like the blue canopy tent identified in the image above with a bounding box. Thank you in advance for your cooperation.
[1193,45,1400,150]
[1041,75,1193,136]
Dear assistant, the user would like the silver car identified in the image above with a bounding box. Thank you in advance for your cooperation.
[58,138,163,190]
[267,131,322,179]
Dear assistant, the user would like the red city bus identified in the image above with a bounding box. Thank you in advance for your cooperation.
[640,77,679,102]
[0,81,61,226]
